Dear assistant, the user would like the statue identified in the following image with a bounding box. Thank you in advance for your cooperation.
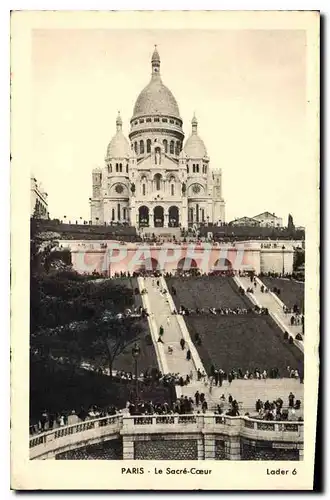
[155,149,161,165]
[182,182,187,195]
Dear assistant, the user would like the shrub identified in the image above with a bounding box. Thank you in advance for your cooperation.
[283,332,289,340]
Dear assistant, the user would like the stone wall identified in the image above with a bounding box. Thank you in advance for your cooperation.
[55,438,123,460]
[240,438,300,461]
[134,437,198,460]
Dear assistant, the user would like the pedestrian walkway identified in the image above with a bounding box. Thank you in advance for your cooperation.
[181,377,303,413]
[234,275,304,352]
[141,277,197,379]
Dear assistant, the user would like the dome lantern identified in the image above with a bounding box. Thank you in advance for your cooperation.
[192,113,198,134]
[116,111,123,132]
[151,45,160,76]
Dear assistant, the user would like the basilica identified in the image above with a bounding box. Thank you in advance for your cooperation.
[90,47,225,229]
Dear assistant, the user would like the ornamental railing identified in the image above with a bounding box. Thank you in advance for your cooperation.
[30,413,304,459]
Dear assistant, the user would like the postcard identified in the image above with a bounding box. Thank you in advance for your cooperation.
[10,10,319,490]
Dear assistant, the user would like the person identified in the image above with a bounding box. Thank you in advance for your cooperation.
[202,400,208,413]
[194,391,200,406]
[186,349,191,361]
[180,338,185,350]
[168,345,173,354]
[166,316,170,326]
[228,394,233,404]
[200,393,205,404]
[40,410,48,432]
[209,379,213,395]
[159,325,164,337]
[288,392,295,408]
[157,336,164,343]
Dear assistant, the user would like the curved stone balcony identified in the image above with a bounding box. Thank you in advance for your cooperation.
[30,414,304,460]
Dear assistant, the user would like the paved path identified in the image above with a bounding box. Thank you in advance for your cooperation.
[143,277,196,378]
[181,377,303,412]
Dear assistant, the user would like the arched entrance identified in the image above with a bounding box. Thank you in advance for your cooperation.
[136,258,160,275]
[139,206,149,227]
[154,206,164,227]
[212,258,233,274]
[168,206,179,227]
[177,257,198,275]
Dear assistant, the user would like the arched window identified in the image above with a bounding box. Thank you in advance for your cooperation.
[134,142,138,154]
[171,184,175,196]
[192,164,195,173]
[126,164,128,173]
[108,164,112,173]
[155,174,162,191]
[189,207,194,222]
[175,141,180,155]
[117,203,121,221]
[163,139,168,153]
[116,163,119,172]
[201,208,205,222]
[142,184,146,196]
[139,140,144,154]
[187,166,189,174]
[196,164,199,173]
[170,140,174,154]
[112,208,115,221]
[147,139,151,153]
[119,163,122,172]
[196,204,199,223]
[123,208,126,220]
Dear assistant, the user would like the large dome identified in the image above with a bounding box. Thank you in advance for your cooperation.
[133,79,180,119]
[184,115,207,158]
[132,47,181,120]
[106,113,130,159]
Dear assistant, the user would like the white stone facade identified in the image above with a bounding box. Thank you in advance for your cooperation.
[90,47,225,229]
[31,176,48,218]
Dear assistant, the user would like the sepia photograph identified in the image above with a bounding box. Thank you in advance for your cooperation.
[10,10,319,490]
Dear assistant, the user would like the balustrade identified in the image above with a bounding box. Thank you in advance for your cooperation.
[29,413,304,458]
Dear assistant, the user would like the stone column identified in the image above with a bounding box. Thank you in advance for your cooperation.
[197,437,204,460]
[204,435,215,460]
[149,210,153,228]
[164,210,169,228]
[227,436,241,460]
[122,435,134,460]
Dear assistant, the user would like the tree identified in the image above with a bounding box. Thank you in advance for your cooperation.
[84,317,142,379]
[287,213,295,231]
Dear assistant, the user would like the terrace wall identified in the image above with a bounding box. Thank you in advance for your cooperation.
[30,414,304,461]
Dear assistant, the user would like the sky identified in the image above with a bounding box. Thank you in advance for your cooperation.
[32,28,308,226]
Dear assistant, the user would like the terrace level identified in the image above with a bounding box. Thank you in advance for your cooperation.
[30,414,304,461]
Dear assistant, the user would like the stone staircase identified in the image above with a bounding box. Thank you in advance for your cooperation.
[140,226,181,240]
[140,277,197,384]
[234,275,304,352]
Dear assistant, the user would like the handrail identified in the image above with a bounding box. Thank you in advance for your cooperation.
[30,413,304,450]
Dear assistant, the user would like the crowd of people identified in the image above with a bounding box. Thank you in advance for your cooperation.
[175,304,269,317]
[253,392,303,421]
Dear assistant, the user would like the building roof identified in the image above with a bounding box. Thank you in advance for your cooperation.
[132,49,181,120]
[184,114,207,158]
[106,112,130,159]
[253,211,279,219]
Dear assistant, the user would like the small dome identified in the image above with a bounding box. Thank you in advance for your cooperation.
[106,112,130,159]
[92,167,102,173]
[183,114,207,158]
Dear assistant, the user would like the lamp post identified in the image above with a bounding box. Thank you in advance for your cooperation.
[282,245,285,275]
[132,343,141,402]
